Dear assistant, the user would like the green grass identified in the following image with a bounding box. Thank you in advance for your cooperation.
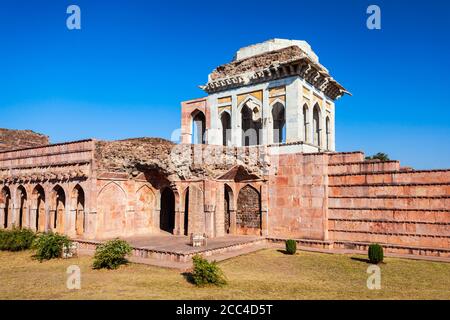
[0,249,449,300]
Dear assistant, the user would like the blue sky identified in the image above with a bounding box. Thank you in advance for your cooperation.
[0,0,449,169]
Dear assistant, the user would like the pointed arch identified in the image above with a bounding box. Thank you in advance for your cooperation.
[191,109,206,144]
[240,97,262,146]
[16,185,27,229]
[313,103,321,147]
[32,184,46,232]
[220,110,232,146]
[271,101,286,144]
[160,187,175,234]
[97,182,127,237]
[236,184,261,235]
[72,184,85,236]
[224,184,234,234]
[1,186,11,229]
[50,185,66,233]
[135,184,156,234]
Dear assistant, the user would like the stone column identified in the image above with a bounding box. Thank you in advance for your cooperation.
[285,78,300,143]
[261,88,271,145]
[260,183,269,236]
[229,209,237,235]
[0,206,4,229]
[174,209,183,236]
[214,185,225,238]
[204,205,215,238]
[231,95,241,147]
[30,208,37,232]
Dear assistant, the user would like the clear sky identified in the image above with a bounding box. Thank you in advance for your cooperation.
[1,0,449,169]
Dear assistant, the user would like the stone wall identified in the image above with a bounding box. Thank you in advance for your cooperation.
[0,128,49,152]
[267,152,329,239]
[327,152,450,250]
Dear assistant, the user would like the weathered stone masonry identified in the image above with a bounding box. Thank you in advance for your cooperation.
[0,39,449,258]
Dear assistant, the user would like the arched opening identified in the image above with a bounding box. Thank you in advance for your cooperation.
[192,111,206,144]
[72,185,85,236]
[32,185,46,232]
[313,104,321,147]
[241,102,262,146]
[160,187,175,234]
[17,186,27,229]
[135,185,155,235]
[224,184,234,234]
[51,185,66,234]
[272,102,286,144]
[98,182,126,237]
[303,104,309,143]
[1,187,11,229]
[220,112,231,146]
[183,188,189,236]
[326,116,331,150]
[236,185,261,235]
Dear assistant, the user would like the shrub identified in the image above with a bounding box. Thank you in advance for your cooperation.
[32,232,71,262]
[285,239,297,255]
[0,228,36,251]
[92,239,132,270]
[191,255,227,287]
[368,244,384,264]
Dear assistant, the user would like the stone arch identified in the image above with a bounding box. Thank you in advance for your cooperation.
[224,184,234,234]
[32,184,46,232]
[326,116,331,150]
[1,186,11,229]
[135,185,156,234]
[97,182,127,238]
[160,187,175,234]
[313,103,321,147]
[71,184,85,236]
[271,101,286,144]
[240,98,262,146]
[220,111,231,146]
[191,109,206,144]
[303,103,310,143]
[50,185,66,234]
[236,184,261,235]
[16,185,27,229]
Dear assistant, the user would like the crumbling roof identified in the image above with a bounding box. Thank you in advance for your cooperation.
[95,138,268,180]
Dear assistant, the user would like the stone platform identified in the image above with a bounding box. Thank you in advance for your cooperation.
[73,235,450,270]
[74,234,267,270]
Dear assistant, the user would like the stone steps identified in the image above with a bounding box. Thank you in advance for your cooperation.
[329,169,450,185]
[329,196,450,210]
[329,183,450,197]
[328,207,450,223]
[328,160,400,175]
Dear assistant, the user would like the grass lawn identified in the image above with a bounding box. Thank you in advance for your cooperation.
[0,249,449,300]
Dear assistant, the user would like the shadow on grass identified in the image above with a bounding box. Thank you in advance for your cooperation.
[181,272,195,285]
[277,249,297,255]
[351,257,371,264]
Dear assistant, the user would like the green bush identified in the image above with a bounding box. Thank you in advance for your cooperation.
[285,239,297,255]
[191,255,227,287]
[368,244,384,264]
[0,228,36,251]
[32,232,71,262]
[92,239,132,270]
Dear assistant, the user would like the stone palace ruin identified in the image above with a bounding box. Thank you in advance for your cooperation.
[0,39,449,259]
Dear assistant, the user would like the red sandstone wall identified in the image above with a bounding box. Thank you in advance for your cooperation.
[327,152,450,249]
[267,153,329,240]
